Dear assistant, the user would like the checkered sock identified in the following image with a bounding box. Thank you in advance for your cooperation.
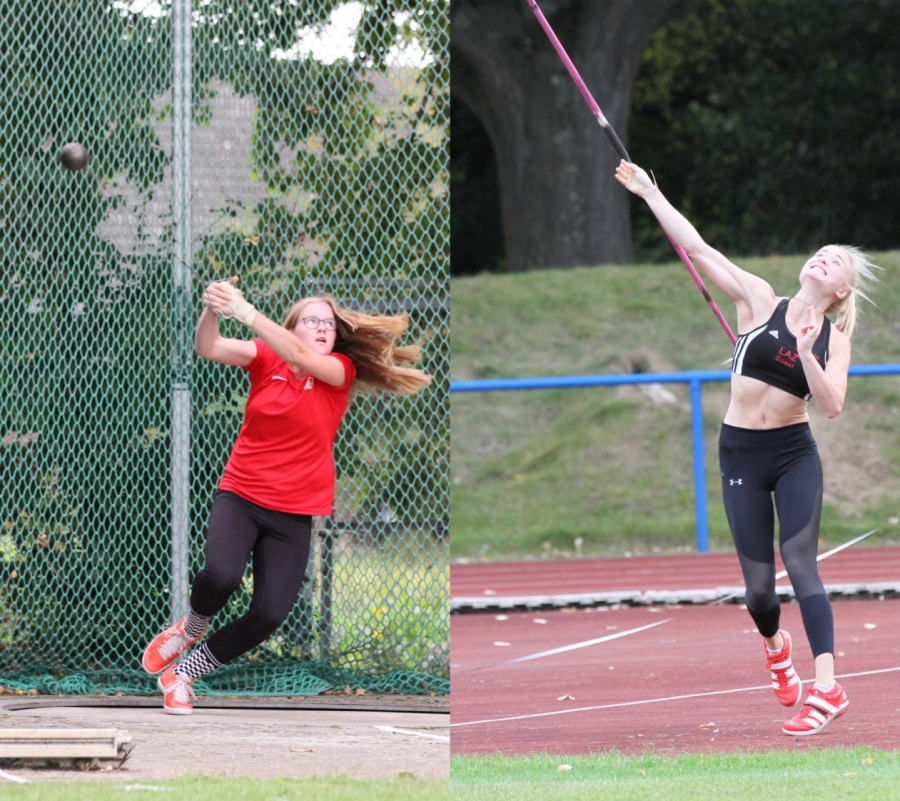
[184,609,211,640]
[173,643,221,682]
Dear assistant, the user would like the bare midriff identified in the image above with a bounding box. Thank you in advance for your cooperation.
[723,373,810,430]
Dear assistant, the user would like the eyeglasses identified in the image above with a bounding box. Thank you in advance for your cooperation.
[300,316,336,330]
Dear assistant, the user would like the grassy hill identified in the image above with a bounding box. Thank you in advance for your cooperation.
[450,251,900,560]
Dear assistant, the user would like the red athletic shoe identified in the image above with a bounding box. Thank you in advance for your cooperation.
[158,665,196,716]
[765,629,801,707]
[782,682,849,736]
[142,618,207,674]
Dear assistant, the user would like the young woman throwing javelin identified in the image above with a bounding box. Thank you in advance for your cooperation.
[616,160,878,736]
[142,278,431,714]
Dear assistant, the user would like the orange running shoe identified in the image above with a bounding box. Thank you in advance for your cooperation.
[142,618,207,675]
[765,629,801,707]
[783,682,849,736]
[158,665,196,716]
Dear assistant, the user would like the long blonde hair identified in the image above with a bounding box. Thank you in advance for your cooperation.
[825,245,880,339]
[284,295,431,395]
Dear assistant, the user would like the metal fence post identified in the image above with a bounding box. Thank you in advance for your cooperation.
[689,377,709,553]
[170,0,193,623]
[319,520,335,653]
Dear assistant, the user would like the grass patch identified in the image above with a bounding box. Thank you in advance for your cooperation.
[328,540,449,679]
[451,251,900,559]
[451,749,900,801]
[2,775,449,801]
[221,539,448,685]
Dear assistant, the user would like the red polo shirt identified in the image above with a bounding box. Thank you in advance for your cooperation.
[218,340,355,514]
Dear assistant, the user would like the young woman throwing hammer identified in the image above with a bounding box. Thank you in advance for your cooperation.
[142,278,431,714]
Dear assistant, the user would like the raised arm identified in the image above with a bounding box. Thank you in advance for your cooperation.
[616,161,776,319]
[194,304,257,366]
[203,279,346,387]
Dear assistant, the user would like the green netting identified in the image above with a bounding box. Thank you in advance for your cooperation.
[0,0,448,697]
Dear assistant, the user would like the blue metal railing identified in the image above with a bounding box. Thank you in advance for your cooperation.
[451,364,900,553]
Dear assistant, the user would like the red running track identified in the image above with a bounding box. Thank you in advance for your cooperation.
[451,601,900,754]
[451,548,900,755]
[451,547,900,600]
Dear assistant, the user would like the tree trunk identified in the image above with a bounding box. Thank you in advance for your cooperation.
[451,0,695,270]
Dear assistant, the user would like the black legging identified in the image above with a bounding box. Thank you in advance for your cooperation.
[189,490,312,664]
[719,422,833,658]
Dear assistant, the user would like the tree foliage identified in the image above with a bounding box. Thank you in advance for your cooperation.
[0,0,448,671]
[629,0,900,261]
[450,0,900,273]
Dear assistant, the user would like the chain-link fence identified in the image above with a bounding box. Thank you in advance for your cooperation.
[0,0,448,697]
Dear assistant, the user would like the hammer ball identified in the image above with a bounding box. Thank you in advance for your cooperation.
[60,142,89,171]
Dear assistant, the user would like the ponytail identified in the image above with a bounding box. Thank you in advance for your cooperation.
[824,245,880,339]
[827,292,857,339]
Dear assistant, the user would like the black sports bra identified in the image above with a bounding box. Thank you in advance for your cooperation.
[731,298,830,401]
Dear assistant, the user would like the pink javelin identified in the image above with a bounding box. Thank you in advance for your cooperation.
[526,0,736,344]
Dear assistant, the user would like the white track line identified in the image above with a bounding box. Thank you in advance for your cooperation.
[451,665,900,728]
[0,768,29,784]
[711,528,880,605]
[794,527,879,574]
[375,725,450,742]
[499,619,673,665]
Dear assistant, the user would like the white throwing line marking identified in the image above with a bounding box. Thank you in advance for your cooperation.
[500,619,673,665]
[451,665,900,728]
[375,725,450,742]
[712,527,880,605]
[803,527,879,571]
[0,768,29,784]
